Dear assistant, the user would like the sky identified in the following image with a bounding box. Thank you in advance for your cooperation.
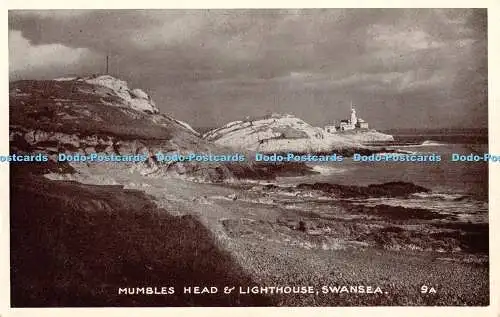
[8,9,487,129]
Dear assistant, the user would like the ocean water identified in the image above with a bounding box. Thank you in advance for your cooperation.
[312,143,487,199]
[278,131,489,223]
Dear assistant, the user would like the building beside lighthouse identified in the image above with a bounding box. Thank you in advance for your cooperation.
[356,117,369,129]
[325,102,369,133]
[324,125,337,133]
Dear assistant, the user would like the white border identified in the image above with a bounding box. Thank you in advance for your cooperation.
[1,1,498,316]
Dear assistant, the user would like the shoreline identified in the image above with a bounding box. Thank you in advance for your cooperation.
[10,160,487,306]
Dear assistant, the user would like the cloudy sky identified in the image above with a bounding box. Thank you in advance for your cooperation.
[9,9,487,129]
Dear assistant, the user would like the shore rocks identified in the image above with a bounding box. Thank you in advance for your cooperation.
[295,181,429,198]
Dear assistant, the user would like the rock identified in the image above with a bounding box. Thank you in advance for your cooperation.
[83,75,160,114]
[295,181,429,198]
[130,88,149,100]
[203,113,393,154]
[203,113,357,153]
[297,220,307,232]
[335,130,394,143]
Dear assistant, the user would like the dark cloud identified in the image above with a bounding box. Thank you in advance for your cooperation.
[8,9,487,129]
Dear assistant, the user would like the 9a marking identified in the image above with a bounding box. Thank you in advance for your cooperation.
[420,285,437,294]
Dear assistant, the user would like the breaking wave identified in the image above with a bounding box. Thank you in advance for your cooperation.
[420,140,448,146]
[411,192,470,201]
[310,165,347,175]
[393,140,449,148]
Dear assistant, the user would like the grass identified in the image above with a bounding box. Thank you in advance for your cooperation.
[10,171,273,307]
[10,80,177,140]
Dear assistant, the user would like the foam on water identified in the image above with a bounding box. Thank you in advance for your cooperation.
[310,165,347,175]
[411,192,469,201]
[391,140,448,148]
[421,140,448,146]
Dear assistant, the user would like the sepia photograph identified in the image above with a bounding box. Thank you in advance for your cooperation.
[6,7,491,308]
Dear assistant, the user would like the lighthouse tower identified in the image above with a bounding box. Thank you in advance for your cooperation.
[350,101,358,126]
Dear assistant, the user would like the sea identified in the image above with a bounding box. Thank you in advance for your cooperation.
[278,129,489,224]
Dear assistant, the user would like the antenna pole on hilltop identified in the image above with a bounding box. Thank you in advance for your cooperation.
[106,55,109,75]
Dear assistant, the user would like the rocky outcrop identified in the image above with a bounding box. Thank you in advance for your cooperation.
[203,113,393,154]
[335,129,394,143]
[55,74,160,114]
[257,181,429,198]
[295,181,429,198]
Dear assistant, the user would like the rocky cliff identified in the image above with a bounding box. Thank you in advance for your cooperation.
[203,113,393,154]
[10,75,312,181]
[334,129,394,143]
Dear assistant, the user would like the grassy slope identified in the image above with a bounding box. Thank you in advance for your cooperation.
[10,80,187,140]
[10,170,273,307]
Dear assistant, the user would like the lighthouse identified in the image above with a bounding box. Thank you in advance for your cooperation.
[350,101,358,126]
[325,101,370,132]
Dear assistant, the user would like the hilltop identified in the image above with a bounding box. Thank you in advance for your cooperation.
[203,113,393,154]
[10,75,312,181]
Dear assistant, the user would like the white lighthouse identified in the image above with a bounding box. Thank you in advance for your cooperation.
[325,101,369,132]
[350,101,358,126]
